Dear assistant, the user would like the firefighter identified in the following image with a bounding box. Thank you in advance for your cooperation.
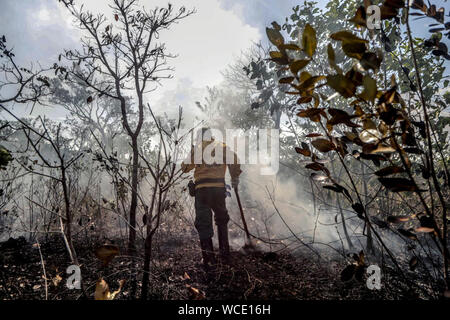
[181,128,241,270]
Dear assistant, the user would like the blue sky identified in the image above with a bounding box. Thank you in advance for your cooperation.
[218,0,305,33]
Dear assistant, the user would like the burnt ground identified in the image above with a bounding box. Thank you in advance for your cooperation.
[0,234,421,300]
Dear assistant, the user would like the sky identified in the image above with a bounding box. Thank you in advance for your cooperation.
[0,0,448,120]
[0,0,309,119]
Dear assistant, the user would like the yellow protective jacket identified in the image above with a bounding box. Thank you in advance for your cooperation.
[181,139,242,189]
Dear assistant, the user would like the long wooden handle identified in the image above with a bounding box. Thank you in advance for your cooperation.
[234,187,251,240]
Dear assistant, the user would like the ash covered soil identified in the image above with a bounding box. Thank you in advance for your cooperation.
[0,235,415,300]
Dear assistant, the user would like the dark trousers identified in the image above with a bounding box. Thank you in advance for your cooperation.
[194,187,229,240]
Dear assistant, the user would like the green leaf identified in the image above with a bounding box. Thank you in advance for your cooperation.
[327,108,359,127]
[289,59,310,74]
[327,43,335,63]
[279,43,301,50]
[311,139,335,153]
[302,24,317,57]
[295,147,311,157]
[342,41,367,59]
[327,43,342,74]
[360,52,382,71]
[349,6,367,27]
[330,31,368,43]
[266,27,284,47]
[297,96,313,104]
[359,75,377,102]
[269,51,283,59]
[0,146,13,170]
[271,21,282,31]
[297,75,326,92]
[327,74,357,98]
[279,77,295,84]
[297,108,326,122]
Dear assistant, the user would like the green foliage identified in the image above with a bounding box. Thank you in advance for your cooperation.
[0,146,13,170]
[259,0,450,294]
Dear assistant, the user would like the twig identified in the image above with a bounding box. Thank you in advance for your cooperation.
[34,240,48,300]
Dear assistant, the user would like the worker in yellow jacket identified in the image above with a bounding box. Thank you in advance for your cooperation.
[181,128,241,269]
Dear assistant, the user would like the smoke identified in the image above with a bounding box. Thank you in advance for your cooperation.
[163,78,420,263]
[225,163,350,257]
[163,86,352,257]
[151,60,357,258]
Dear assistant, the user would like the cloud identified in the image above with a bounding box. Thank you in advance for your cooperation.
[147,0,261,102]
[0,0,79,65]
[1,0,261,87]
[217,0,300,37]
[1,0,261,118]
[152,77,206,125]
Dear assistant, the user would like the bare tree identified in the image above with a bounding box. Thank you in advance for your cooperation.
[0,114,84,265]
[139,105,186,300]
[59,0,194,253]
[0,35,53,174]
[0,36,51,107]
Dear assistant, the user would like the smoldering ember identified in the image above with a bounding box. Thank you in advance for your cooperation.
[0,0,449,304]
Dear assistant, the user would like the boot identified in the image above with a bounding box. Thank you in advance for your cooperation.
[199,238,216,270]
[217,224,230,264]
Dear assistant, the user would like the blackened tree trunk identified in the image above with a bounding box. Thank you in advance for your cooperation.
[128,137,139,254]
